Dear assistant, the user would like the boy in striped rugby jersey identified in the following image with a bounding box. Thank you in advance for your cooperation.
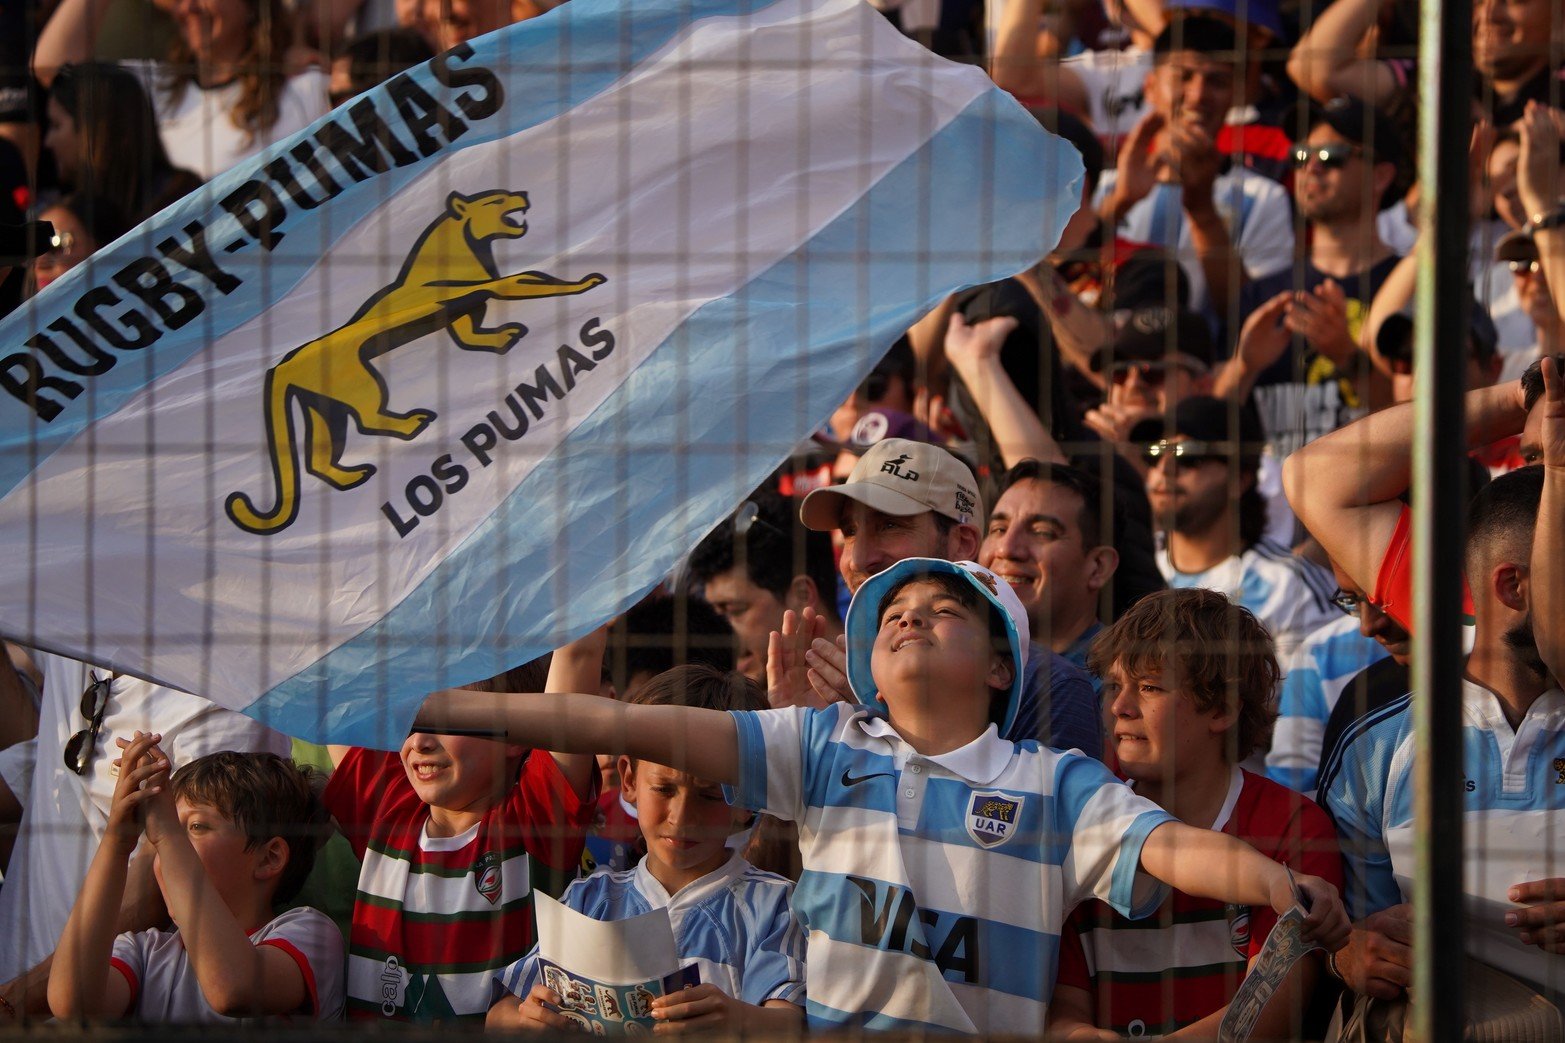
[488,665,805,1032]
[1051,588,1343,1039]
[414,558,1349,1033]
[322,634,603,1024]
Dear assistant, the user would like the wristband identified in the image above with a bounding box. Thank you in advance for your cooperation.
[1526,204,1565,234]
[1326,950,1345,982]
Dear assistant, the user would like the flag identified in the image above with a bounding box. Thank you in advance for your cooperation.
[0,0,1083,745]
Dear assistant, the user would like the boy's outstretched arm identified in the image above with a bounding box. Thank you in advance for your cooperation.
[542,627,610,801]
[1139,822,1350,951]
[413,691,740,786]
[135,747,310,1018]
[48,732,166,1020]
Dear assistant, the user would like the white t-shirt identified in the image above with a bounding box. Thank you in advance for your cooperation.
[1061,46,1152,151]
[124,61,330,179]
[1095,165,1294,314]
[0,651,289,981]
[111,906,345,1022]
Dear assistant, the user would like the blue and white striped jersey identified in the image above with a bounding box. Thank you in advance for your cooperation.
[496,853,805,1008]
[1319,681,1565,992]
[726,702,1174,1034]
[1157,539,1338,663]
[1267,615,1391,795]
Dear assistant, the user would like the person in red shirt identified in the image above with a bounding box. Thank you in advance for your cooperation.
[1051,588,1342,1039]
[322,635,602,1024]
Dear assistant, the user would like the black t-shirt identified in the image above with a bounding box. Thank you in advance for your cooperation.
[1237,253,1402,455]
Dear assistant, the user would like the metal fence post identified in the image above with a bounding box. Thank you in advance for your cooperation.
[1412,0,1471,1035]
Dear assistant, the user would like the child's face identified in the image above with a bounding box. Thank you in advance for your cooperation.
[1104,661,1232,784]
[153,799,272,914]
[622,759,744,891]
[870,579,1010,717]
[399,732,515,814]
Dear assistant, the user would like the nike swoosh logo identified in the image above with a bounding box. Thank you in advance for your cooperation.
[841,768,894,788]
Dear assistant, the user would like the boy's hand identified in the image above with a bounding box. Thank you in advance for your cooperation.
[1270,870,1350,952]
[1334,906,1414,999]
[767,608,831,709]
[650,983,745,1033]
[105,732,169,851]
[804,634,852,706]
[511,985,575,1032]
[115,735,180,848]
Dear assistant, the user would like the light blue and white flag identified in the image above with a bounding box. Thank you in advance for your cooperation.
[0,0,1082,745]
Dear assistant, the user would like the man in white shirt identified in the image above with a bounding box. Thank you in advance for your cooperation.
[1095,15,1294,318]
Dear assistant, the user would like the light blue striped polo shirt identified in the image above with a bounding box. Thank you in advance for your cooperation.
[1267,614,1391,795]
[1320,681,1565,992]
[496,853,805,1008]
[727,702,1174,1033]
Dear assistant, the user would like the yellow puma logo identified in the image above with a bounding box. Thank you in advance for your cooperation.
[225,190,604,535]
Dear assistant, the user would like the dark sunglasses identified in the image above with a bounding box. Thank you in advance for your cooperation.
[1330,588,1366,615]
[1507,259,1541,276]
[1110,360,1197,388]
[1292,143,1360,170]
[1141,439,1232,468]
[63,673,112,776]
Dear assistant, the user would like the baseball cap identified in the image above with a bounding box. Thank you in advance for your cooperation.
[1091,308,1215,375]
[843,558,1031,736]
[1309,96,1406,174]
[1375,298,1499,366]
[1131,395,1267,466]
[800,439,983,531]
[1164,0,1286,43]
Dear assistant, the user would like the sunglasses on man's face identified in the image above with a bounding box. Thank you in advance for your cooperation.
[1330,588,1367,615]
[1508,259,1541,276]
[1292,142,1361,170]
[63,673,112,776]
[1141,439,1232,469]
[1110,360,1197,388]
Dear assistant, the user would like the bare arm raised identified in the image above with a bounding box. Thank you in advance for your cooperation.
[412,691,740,787]
[1282,381,1529,592]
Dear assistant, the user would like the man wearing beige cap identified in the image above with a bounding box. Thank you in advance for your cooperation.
[794,439,1102,756]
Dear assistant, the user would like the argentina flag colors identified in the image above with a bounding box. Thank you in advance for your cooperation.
[0,0,1083,746]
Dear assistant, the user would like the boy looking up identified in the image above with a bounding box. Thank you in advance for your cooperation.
[1051,589,1343,1039]
[324,635,603,1023]
[50,740,341,1022]
[488,665,805,1033]
[413,560,1349,1034]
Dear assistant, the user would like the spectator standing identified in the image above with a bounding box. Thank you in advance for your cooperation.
[44,63,202,226]
[1095,15,1295,318]
[1144,396,1337,663]
[35,0,330,179]
[1220,97,1404,455]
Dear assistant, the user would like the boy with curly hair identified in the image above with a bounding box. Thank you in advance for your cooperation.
[1050,588,1343,1039]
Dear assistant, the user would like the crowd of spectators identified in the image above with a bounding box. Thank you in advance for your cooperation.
[0,0,1563,1035]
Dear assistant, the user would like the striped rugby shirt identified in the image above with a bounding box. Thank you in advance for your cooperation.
[1320,681,1565,992]
[498,852,806,1007]
[1056,768,1341,1035]
[323,747,592,1023]
[1158,539,1339,664]
[726,702,1175,1033]
[1267,615,1391,795]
